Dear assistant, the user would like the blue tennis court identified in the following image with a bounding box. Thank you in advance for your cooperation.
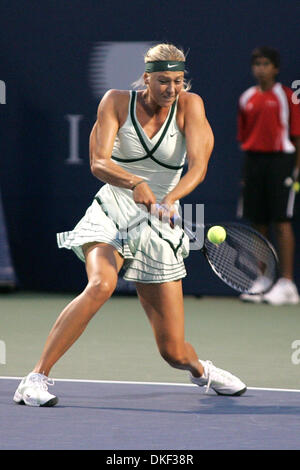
[1,377,300,450]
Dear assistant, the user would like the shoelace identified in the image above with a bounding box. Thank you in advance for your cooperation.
[204,361,213,393]
[29,374,54,391]
[204,361,232,394]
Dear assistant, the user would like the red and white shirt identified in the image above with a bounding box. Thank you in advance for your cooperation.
[237,83,300,153]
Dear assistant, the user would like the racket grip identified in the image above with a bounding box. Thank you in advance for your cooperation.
[154,204,180,227]
[171,213,181,226]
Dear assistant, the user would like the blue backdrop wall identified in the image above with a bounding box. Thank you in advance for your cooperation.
[0,0,299,295]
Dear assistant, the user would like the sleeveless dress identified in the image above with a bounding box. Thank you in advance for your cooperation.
[57,91,190,283]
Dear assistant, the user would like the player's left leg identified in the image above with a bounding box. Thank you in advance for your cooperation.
[136,280,247,396]
[136,280,203,377]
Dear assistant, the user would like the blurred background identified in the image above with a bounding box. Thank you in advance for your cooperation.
[0,0,299,297]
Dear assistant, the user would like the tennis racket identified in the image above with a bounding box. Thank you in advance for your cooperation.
[171,214,279,295]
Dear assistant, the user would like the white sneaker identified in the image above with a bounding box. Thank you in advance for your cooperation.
[239,275,271,303]
[263,278,299,306]
[190,360,247,396]
[13,372,58,407]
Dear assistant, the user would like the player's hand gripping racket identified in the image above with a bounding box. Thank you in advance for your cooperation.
[158,206,279,295]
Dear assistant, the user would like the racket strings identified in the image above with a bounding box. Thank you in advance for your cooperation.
[204,225,278,294]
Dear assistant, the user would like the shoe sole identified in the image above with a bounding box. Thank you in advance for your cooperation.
[191,380,248,397]
[14,395,59,407]
[215,387,247,396]
[41,397,59,407]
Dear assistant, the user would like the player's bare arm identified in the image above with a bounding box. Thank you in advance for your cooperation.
[89,90,156,210]
[162,92,214,207]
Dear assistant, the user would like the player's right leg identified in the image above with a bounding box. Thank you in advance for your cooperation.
[13,243,124,407]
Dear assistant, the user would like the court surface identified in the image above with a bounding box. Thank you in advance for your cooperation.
[1,292,300,450]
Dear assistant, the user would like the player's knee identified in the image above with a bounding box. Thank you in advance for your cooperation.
[85,277,116,304]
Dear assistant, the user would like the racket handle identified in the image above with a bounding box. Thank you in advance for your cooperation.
[153,204,180,228]
[171,213,180,226]
[155,205,202,241]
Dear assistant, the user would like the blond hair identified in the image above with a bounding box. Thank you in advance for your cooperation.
[145,43,186,62]
[132,43,191,91]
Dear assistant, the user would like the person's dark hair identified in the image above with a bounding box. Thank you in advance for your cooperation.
[251,46,280,68]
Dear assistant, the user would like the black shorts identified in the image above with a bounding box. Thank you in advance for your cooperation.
[240,151,297,224]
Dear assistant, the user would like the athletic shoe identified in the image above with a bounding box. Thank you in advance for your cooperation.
[239,275,271,303]
[263,278,299,306]
[13,372,58,407]
[190,360,247,396]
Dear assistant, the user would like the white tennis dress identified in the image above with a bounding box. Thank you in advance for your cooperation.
[57,90,189,283]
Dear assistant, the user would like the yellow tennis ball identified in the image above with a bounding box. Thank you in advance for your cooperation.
[293,181,300,193]
[207,226,227,244]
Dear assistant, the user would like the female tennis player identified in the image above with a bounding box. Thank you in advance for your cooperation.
[14,43,246,406]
